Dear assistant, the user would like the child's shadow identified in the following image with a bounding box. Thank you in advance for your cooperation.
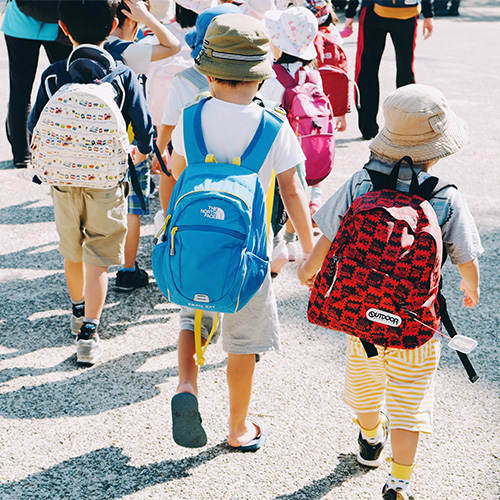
[273,453,371,499]
[0,346,226,419]
[0,444,230,500]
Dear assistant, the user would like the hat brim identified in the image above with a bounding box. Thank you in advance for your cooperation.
[369,110,468,164]
[264,10,317,60]
[196,53,275,81]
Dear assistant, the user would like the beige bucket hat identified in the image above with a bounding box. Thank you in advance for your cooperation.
[195,13,275,82]
[369,84,468,165]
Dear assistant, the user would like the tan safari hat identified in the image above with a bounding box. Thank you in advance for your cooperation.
[195,13,275,82]
[370,84,468,165]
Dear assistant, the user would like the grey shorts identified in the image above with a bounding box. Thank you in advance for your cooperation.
[179,272,280,355]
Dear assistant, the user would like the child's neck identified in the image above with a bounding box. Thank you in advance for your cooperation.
[210,81,259,105]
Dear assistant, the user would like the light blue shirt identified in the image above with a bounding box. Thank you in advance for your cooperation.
[2,0,59,41]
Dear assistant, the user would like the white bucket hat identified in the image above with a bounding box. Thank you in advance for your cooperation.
[264,6,318,60]
[241,0,276,20]
[370,84,468,165]
[176,0,215,15]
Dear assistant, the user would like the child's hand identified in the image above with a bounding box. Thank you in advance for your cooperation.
[460,280,479,308]
[131,146,147,165]
[335,116,347,132]
[297,260,316,289]
[123,0,152,25]
[151,151,169,175]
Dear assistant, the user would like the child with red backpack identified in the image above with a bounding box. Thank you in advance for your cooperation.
[262,6,336,270]
[298,84,482,500]
[306,0,350,133]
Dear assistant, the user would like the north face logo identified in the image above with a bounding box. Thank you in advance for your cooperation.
[200,206,225,220]
[366,308,402,327]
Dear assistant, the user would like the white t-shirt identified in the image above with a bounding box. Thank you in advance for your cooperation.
[107,35,153,75]
[171,97,305,191]
[161,68,206,126]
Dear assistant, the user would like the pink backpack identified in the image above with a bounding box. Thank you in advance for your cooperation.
[274,64,335,186]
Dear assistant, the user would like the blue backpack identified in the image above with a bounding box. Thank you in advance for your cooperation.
[152,97,283,314]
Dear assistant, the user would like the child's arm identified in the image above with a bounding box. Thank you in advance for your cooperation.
[457,258,480,308]
[276,167,314,258]
[123,0,180,60]
[151,124,175,174]
[170,150,187,180]
[297,235,331,288]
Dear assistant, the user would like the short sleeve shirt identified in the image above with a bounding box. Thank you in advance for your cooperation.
[313,158,484,265]
[171,97,306,192]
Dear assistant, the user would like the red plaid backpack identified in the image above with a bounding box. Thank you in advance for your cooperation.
[308,157,449,351]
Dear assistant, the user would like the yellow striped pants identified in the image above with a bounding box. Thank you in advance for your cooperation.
[343,335,441,434]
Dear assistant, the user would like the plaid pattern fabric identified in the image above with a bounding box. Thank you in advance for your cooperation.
[308,189,443,349]
[127,156,151,215]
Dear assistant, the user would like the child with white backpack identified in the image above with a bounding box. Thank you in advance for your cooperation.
[28,0,154,365]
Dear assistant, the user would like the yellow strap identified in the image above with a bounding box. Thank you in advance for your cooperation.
[233,157,241,165]
[265,170,276,239]
[127,123,135,144]
[194,310,219,366]
[205,154,217,163]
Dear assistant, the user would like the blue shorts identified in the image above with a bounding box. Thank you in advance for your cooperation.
[127,156,151,216]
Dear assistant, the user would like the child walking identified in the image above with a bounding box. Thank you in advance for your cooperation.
[298,84,483,499]
[28,0,154,365]
[168,13,314,450]
[262,6,334,271]
[106,0,181,293]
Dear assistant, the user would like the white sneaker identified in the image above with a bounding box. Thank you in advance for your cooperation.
[76,328,102,365]
[71,315,84,336]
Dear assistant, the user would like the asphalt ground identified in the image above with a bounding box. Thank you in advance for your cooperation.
[0,2,499,499]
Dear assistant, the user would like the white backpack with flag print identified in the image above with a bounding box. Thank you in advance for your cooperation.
[31,78,130,189]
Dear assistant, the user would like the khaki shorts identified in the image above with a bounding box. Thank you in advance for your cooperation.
[343,335,441,434]
[51,183,128,267]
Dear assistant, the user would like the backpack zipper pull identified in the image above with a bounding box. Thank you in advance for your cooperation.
[170,226,178,255]
[325,255,339,298]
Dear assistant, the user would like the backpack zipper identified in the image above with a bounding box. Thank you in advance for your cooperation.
[169,224,245,256]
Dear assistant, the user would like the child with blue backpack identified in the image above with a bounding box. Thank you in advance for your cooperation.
[28,0,154,365]
[165,13,315,450]
[298,84,482,500]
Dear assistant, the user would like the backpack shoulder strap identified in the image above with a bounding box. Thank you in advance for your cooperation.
[240,109,284,173]
[183,97,210,165]
[273,64,295,89]
[104,39,134,63]
[177,66,208,90]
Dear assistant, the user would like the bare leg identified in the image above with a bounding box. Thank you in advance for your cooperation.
[227,353,258,448]
[123,213,140,269]
[177,329,204,396]
[357,410,381,431]
[83,264,108,321]
[390,429,419,466]
[64,258,84,302]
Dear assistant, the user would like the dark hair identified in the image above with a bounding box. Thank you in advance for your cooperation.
[58,0,119,45]
[213,78,246,87]
[175,2,198,28]
[116,0,150,27]
[275,52,315,68]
